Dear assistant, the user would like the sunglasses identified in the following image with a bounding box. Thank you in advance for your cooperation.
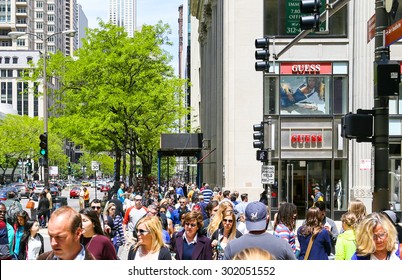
[91,206,101,210]
[185,223,197,228]
[223,219,233,223]
[110,208,116,211]
[137,229,150,235]
[0,210,6,214]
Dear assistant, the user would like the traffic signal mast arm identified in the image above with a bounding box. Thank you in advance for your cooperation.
[274,0,350,61]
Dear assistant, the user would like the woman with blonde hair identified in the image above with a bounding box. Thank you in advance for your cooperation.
[127,215,171,260]
[207,201,233,237]
[348,200,367,225]
[211,211,242,259]
[232,247,275,260]
[352,212,399,260]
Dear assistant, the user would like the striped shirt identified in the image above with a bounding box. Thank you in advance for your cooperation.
[201,188,213,203]
[274,223,297,254]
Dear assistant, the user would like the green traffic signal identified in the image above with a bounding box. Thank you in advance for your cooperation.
[39,133,48,156]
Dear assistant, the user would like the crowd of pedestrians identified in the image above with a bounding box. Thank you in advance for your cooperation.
[0,180,401,261]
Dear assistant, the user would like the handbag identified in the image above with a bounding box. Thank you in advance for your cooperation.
[304,231,319,260]
[26,200,35,209]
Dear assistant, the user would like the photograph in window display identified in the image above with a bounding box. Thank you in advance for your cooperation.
[280,76,327,114]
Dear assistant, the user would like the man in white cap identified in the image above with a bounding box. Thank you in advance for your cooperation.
[223,201,296,260]
[311,184,324,206]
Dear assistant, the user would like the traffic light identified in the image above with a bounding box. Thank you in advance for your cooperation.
[68,162,72,175]
[39,133,48,157]
[27,161,32,174]
[253,123,264,149]
[300,0,322,31]
[255,37,270,72]
[341,112,373,140]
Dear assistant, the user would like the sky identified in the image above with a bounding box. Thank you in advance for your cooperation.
[78,0,184,74]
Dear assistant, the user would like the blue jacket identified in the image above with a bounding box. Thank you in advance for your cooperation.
[297,227,332,260]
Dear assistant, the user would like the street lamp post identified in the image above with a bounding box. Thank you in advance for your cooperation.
[8,30,75,187]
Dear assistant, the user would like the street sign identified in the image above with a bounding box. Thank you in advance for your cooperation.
[91,161,99,171]
[256,150,268,162]
[367,14,375,43]
[49,166,58,176]
[385,18,402,47]
[261,165,275,185]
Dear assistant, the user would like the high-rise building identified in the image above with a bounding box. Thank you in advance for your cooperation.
[0,0,83,118]
[109,0,137,37]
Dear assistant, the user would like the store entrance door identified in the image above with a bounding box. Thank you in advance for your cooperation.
[282,160,331,218]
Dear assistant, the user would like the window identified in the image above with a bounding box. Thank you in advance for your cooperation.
[36,22,43,29]
[36,1,43,8]
[36,11,43,19]
[17,39,25,46]
[47,14,54,22]
[263,0,347,37]
[12,57,18,64]
[263,67,348,116]
[4,57,10,64]
[48,25,54,32]
[36,42,43,50]
[26,57,33,63]
[48,4,55,11]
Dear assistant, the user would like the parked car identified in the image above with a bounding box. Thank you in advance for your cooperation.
[10,183,29,198]
[69,186,81,199]
[49,186,60,198]
[0,186,21,201]
[100,184,111,193]
[33,184,45,194]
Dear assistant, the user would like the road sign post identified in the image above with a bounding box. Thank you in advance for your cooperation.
[91,161,99,199]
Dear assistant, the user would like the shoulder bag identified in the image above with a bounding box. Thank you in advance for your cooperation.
[304,231,319,260]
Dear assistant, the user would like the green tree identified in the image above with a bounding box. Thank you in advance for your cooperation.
[33,21,188,188]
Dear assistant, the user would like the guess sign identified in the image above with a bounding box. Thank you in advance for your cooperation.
[280,62,332,75]
[291,134,323,145]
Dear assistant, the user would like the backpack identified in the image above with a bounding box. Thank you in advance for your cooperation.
[6,201,20,225]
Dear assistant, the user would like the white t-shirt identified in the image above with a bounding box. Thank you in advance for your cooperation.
[134,247,159,260]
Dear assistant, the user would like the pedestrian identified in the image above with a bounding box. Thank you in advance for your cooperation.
[37,191,49,228]
[310,184,324,206]
[170,211,213,260]
[274,202,299,257]
[79,207,117,260]
[171,197,190,226]
[347,200,367,225]
[352,212,399,260]
[0,202,14,260]
[37,206,95,260]
[127,216,171,260]
[297,207,332,260]
[315,201,339,254]
[44,187,53,219]
[17,219,44,260]
[211,210,242,260]
[223,201,296,260]
[232,247,275,260]
[90,198,111,234]
[335,212,357,260]
[83,187,90,208]
[27,188,38,219]
[122,194,147,238]
[12,210,29,259]
[79,187,85,210]
[104,202,125,254]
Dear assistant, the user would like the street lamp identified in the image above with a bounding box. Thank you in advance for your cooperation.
[8,29,76,187]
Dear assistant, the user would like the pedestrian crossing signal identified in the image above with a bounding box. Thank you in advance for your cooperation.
[256,150,268,162]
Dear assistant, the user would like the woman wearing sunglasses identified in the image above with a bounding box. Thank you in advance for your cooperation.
[210,211,242,260]
[127,216,171,260]
[170,211,213,260]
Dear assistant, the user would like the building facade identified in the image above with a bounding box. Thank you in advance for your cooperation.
[189,0,402,218]
[109,0,137,37]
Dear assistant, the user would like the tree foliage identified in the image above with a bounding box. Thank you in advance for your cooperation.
[40,21,187,186]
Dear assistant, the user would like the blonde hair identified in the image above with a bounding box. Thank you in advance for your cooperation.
[134,216,165,253]
[341,212,357,230]
[207,201,233,237]
[348,200,367,224]
[232,247,275,260]
[221,211,238,241]
[355,212,398,256]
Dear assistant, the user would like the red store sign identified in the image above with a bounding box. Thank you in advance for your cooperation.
[291,134,323,144]
[280,62,332,75]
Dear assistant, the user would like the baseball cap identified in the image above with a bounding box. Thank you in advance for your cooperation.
[382,210,397,225]
[245,201,267,231]
[313,186,320,191]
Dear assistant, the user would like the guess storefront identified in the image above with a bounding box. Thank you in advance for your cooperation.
[263,61,349,218]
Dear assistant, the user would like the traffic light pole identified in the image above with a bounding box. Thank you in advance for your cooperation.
[373,2,391,211]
